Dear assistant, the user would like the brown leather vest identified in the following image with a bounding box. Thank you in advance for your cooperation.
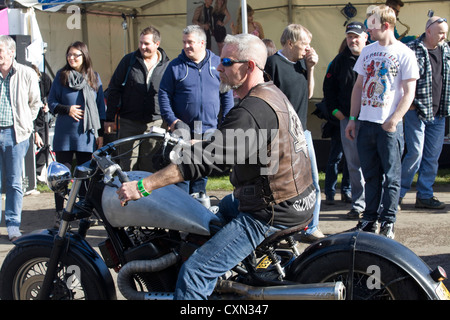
[231,82,312,212]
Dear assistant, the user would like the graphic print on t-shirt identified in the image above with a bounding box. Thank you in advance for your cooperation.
[362,52,400,109]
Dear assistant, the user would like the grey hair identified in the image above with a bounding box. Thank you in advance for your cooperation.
[183,25,207,43]
[280,24,312,46]
[0,35,16,57]
[223,33,267,69]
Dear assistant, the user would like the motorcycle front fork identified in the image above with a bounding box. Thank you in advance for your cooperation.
[38,179,83,300]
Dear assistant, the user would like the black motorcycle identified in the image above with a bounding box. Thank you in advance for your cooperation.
[0,127,448,300]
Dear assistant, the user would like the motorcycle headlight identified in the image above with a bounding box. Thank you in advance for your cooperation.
[46,162,72,193]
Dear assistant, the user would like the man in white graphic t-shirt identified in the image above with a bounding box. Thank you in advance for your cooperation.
[345,4,419,239]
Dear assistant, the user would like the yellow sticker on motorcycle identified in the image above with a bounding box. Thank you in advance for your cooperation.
[436,282,450,300]
[256,256,272,269]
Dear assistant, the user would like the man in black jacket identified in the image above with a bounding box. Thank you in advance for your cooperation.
[106,26,170,172]
[324,21,367,219]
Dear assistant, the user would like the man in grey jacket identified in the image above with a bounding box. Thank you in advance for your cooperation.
[0,35,41,241]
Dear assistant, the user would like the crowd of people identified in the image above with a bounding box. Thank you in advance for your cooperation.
[0,0,448,299]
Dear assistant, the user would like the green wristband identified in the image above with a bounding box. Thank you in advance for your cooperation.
[349,116,357,121]
[332,109,339,116]
[137,179,151,197]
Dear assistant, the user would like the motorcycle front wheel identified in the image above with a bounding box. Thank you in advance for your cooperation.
[0,245,105,300]
[293,251,428,300]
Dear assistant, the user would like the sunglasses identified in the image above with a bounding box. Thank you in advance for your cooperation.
[221,57,272,81]
[221,58,249,67]
[427,17,447,29]
[66,53,83,59]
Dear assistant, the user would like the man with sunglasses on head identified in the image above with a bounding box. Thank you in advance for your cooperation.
[159,25,234,195]
[118,33,315,299]
[399,15,449,210]
[345,5,419,239]
[264,24,323,243]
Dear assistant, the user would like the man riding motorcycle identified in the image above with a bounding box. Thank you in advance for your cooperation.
[117,33,316,300]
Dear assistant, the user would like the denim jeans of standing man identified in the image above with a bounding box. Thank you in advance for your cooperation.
[174,194,282,300]
[357,121,403,223]
[303,130,321,236]
[340,118,365,213]
[324,129,351,202]
[0,127,30,236]
[400,110,446,200]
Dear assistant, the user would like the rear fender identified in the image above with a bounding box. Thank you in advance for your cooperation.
[288,231,442,299]
[13,229,116,300]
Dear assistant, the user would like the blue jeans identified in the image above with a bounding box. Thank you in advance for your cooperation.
[340,118,365,212]
[176,176,208,195]
[174,194,280,300]
[0,127,30,228]
[357,121,403,223]
[324,129,351,198]
[304,130,321,235]
[401,110,445,199]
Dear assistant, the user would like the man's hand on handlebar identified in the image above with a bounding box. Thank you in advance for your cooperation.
[117,181,142,206]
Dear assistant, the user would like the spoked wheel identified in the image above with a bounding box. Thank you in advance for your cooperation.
[0,245,104,300]
[294,251,427,300]
[13,256,85,300]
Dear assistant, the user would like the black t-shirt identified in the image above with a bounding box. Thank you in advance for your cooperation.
[428,46,443,115]
[178,93,315,226]
[265,53,309,129]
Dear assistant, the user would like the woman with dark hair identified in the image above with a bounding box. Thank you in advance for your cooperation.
[48,41,106,227]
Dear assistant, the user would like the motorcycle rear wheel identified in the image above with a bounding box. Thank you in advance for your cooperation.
[0,245,105,300]
[293,251,427,300]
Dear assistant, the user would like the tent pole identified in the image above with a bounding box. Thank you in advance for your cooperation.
[81,4,89,47]
[288,0,293,24]
[241,0,247,34]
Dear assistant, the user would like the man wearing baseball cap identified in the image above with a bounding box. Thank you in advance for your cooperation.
[324,21,368,220]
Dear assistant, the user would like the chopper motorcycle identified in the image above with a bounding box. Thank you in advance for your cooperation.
[0,127,448,300]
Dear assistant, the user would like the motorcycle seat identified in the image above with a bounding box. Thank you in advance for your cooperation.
[257,217,312,250]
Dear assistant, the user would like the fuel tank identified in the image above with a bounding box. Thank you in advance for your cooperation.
[102,171,220,235]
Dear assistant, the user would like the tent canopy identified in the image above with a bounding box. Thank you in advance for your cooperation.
[5,0,450,99]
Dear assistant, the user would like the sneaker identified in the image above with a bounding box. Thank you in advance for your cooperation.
[349,220,378,233]
[7,226,22,241]
[379,221,395,239]
[415,196,446,209]
[398,197,403,211]
[341,193,352,203]
[299,228,325,243]
[325,195,335,205]
[346,208,363,220]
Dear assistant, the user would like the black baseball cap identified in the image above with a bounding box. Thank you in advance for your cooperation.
[346,21,366,35]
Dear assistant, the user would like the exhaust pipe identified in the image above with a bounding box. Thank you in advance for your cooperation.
[117,253,345,300]
[117,252,180,300]
[215,280,346,300]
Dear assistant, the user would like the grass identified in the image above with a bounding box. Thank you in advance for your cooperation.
[207,168,450,192]
[36,168,450,193]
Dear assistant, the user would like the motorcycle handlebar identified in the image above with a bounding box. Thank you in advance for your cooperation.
[92,126,190,184]
[93,126,190,159]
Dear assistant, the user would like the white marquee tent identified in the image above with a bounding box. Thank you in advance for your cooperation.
[2,0,450,146]
[5,0,448,95]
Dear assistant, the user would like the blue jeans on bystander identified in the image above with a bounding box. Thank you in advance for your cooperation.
[400,110,446,200]
[0,127,30,229]
[357,121,403,223]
